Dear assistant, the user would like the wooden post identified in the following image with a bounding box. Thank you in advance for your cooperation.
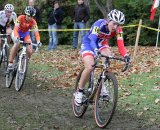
[132,19,142,62]
[156,15,160,47]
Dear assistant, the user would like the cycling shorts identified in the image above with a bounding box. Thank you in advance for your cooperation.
[81,41,110,58]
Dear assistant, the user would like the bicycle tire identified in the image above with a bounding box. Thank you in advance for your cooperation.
[15,54,28,91]
[94,72,118,128]
[72,68,90,117]
[5,53,19,88]
[2,45,9,71]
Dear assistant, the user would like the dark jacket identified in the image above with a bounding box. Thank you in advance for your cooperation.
[34,6,41,24]
[73,3,89,23]
[48,7,64,25]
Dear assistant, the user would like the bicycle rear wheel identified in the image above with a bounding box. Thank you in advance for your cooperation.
[1,45,9,72]
[94,72,118,128]
[72,68,92,117]
[15,54,28,91]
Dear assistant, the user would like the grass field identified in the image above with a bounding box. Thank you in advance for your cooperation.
[28,45,160,129]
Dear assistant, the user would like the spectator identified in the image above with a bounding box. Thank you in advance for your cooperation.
[48,1,64,51]
[28,0,41,44]
[72,0,89,49]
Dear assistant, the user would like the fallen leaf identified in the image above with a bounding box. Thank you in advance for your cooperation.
[137,112,143,116]
[155,98,160,104]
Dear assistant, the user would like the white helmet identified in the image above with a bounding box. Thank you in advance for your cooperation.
[108,9,125,25]
[4,4,14,12]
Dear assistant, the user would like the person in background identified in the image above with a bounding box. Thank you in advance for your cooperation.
[74,9,131,106]
[0,4,17,47]
[72,0,89,49]
[48,1,64,51]
[28,0,41,44]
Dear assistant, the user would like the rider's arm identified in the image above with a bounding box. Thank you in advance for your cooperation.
[13,17,20,37]
[88,26,99,50]
[116,26,127,57]
[32,20,40,42]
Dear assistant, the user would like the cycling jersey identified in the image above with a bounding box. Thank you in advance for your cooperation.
[13,15,40,42]
[0,10,17,33]
[0,10,17,27]
[81,19,127,57]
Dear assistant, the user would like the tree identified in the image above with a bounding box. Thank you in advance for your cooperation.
[94,0,113,18]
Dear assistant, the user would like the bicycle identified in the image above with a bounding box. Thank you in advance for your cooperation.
[5,39,39,91]
[72,53,130,128]
[0,34,10,74]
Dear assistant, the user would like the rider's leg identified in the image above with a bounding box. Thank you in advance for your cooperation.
[6,27,12,44]
[8,43,20,63]
[100,46,112,62]
[74,54,94,105]
[78,55,95,90]
[7,32,20,70]
[24,34,33,59]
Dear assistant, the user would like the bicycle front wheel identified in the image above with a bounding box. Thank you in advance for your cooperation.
[94,72,118,128]
[6,69,15,88]
[6,54,18,88]
[15,54,28,91]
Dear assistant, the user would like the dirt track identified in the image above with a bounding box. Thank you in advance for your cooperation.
[0,68,159,130]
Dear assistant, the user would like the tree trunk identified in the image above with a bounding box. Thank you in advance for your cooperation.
[94,0,113,18]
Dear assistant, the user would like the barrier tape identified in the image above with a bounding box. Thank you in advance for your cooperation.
[139,24,160,32]
[37,24,160,32]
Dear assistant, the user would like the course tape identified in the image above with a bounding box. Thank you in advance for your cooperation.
[38,24,160,32]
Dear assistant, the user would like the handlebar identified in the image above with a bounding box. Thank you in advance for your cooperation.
[18,40,40,52]
[0,34,10,36]
[92,53,130,72]
[0,34,10,39]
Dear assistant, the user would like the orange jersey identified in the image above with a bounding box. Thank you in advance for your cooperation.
[14,15,40,41]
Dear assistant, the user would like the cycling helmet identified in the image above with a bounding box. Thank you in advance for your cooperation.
[108,9,125,25]
[24,6,36,17]
[4,4,14,12]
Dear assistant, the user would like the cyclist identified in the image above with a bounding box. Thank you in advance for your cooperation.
[0,4,17,47]
[74,9,131,106]
[7,6,42,71]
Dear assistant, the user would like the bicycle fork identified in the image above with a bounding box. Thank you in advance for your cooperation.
[18,46,27,74]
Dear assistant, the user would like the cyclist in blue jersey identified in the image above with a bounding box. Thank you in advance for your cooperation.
[74,9,131,106]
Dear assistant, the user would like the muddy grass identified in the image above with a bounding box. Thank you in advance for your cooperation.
[0,69,159,130]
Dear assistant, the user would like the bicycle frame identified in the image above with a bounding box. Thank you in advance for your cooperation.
[0,34,9,54]
[86,54,129,102]
[17,43,27,72]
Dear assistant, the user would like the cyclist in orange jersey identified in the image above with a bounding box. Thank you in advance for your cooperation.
[7,6,42,70]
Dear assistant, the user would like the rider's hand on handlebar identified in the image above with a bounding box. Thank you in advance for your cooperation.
[124,55,131,63]
[37,41,42,48]
[15,37,20,43]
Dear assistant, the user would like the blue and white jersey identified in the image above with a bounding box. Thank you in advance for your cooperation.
[81,19,126,57]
